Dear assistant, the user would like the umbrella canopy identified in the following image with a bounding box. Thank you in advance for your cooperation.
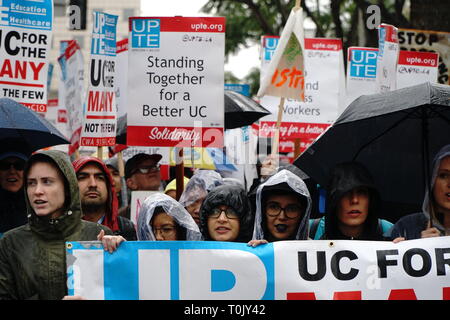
[224,90,271,129]
[0,98,69,154]
[116,92,271,143]
[294,82,450,207]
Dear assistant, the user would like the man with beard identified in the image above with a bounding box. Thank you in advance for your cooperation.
[73,157,137,241]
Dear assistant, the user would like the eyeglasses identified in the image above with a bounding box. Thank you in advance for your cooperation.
[132,164,160,175]
[152,225,177,237]
[209,207,239,219]
[265,201,302,219]
[0,161,25,171]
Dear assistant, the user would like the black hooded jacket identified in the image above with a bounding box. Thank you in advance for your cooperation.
[199,184,254,242]
[323,162,385,240]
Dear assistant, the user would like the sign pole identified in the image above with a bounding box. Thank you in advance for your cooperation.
[175,147,184,201]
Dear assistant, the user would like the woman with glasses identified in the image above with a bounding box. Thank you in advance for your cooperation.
[137,193,202,241]
[199,184,254,242]
[249,169,312,246]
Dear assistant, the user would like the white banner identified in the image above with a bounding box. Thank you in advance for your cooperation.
[0,0,53,112]
[127,17,225,148]
[80,11,118,147]
[67,237,450,300]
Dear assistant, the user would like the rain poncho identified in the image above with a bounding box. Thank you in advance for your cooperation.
[322,161,385,240]
[199,184,254,242]
[390,144,450,239]
[253,169,312,241]
[137,192,202,241]
[178,170,223,208]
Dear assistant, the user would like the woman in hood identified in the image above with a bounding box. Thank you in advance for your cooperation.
[250,169,312,245]
[0,150,124,300]
[137,192,202,241]
[178,170,222,226]
[199,184,253,242]
[390,144,450,241]
[311,161,392,241]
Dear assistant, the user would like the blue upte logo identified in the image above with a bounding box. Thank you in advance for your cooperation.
[131,19,160,48]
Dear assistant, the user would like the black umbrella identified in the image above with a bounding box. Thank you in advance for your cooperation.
[0,98,70,154]
[224,90,271,129]
[116,92,271,144]
[294,82,450,207]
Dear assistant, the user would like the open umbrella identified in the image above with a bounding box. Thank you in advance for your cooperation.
[0,98,69,154]
[224,90,271,129]
[294,82,450,208]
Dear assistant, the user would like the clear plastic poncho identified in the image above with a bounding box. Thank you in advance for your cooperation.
[137,192,203,241]
[178,170,223,208]
[253,169,312,240]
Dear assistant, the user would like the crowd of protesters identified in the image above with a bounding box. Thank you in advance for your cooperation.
[0,142,448,299]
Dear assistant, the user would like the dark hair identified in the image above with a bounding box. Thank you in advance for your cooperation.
[199,185,254,242]
[151,206,186,240]
[325,162,381,240]
[24,153,71,212]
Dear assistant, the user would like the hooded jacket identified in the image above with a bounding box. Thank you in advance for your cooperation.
[0,150,112,300]
[389,144,450,239]
[72,157,136,240]
[200,184,254,242]
[252,169,312,241]
[322,162,385,240]
[137,192,202,241]
[178,170,223,208]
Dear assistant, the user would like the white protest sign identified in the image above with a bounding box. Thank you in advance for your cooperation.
[129,190,161,226]
[127,17,225,148]
[397,50,439,89]
[398,28,450,85]
[376,24,399,93]
[259,38,343,153]
[0,0,53,112]
[67,237,450,300]
[346,47,439,106]
[115,38,128,118]
[80,11,118,147]
[346,47,378,106]
[58,40,84,155]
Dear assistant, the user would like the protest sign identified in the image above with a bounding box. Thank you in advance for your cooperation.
[257,8,305,101]
[67,237,450,300]
[80,11,118,147]
[346,47,378,105]
[58,40,84,155]
[115,38,128,118]
[376,24,399,93]
[129,190,161,226]
[127,17,225,148]
[259,38,343,154]
[224,83,250,97]
[0,0,53,112]
[398,28,450,85]
[397,50,439,89]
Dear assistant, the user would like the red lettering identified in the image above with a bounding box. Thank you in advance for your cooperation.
[0,59,13,78]
[287,292,316,300]
[388,289,417,300]
[333,291,362,300]
[29,62,44,80]
[271,67,305,89]
[443,287,450,300]
[88,91,99,112]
